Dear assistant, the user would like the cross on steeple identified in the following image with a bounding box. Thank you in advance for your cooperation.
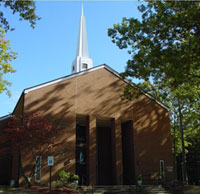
[71,5,93,73]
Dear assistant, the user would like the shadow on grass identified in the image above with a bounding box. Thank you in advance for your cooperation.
[0,186,39,194]
[0,186,80,194]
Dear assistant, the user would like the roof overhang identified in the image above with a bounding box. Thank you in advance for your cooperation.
[0,114,11,121]
[3,64,168,118]
[24,65,106,94]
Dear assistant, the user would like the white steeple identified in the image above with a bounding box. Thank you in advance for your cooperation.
[72,5,93,73]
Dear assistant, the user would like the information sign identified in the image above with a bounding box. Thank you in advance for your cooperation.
[48,156,54,166]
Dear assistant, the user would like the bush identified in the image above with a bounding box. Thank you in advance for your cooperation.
[51,180,64,188]
[57,170,79,186]
[58,170,71,184]
[137,174,142,181]
[70,174,79,182]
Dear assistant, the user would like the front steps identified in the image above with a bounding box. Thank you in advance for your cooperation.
[80,185,172,194]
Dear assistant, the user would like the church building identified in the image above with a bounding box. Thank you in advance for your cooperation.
[0,7,174,186]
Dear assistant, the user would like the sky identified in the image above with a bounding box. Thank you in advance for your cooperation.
[0,0,142,117]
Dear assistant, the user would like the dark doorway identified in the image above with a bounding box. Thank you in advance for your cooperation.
[96,118,113,185]
[0,152,12,185]
[75,115,89,185]
[121,120,135,185]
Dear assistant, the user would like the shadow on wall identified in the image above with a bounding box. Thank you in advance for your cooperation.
[21,81,76,185]
[19,71,172,185]
[128,96,173,182]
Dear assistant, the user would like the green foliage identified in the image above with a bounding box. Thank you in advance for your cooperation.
[108,0,200,157]
[0,0,40,31]
[0,28,17,96]
[108,1,200,89]
[71,174,79,181]
[58,170,71,184]
[0,0,40,96]
[126,80,200,155]
[137,174,142,181]
[58,170,79,185]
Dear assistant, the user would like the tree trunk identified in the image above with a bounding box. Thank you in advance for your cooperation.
[173,114,177,182]
[19,149,32,188]
[178,99,188,184]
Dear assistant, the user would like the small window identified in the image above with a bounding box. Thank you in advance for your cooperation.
[160,160,165,180]
[82,63,87,69]
[72,65,75,72]
[35,156,42,182]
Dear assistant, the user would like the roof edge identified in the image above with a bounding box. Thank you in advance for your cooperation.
[24,64,106,94]
[0,114,11,121]
[17,64,168,112]
[102,65,169,111]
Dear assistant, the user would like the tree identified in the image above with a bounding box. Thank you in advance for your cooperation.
[1,113,61,187]
[0,29,17,96]
[0,0,40,31]
[0,0,40,95]
[122,77,200,184]
[108,1,200,89]
[108,0,200,184]
[137,81,200,182]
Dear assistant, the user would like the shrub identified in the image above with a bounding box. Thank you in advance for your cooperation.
[58,170,71,184]
[57,169,79,185]
[70,174,79,182]
[137,174,142,181]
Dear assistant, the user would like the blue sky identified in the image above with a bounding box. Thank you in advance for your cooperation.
[0,0,142,117]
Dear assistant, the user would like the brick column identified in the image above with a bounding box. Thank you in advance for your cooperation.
[68,114,76,173]
[115,118,123,184]
[111,118,117,184]
[88,115,96,185]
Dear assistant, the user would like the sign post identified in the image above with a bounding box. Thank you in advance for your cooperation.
[48,156,54,191]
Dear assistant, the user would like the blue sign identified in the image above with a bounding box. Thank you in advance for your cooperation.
[48,156,54,166]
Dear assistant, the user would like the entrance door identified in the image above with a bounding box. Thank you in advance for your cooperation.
[121,120,135,185]
[0,153,12,185]
[75,115,89,185]
[97,119,113,185]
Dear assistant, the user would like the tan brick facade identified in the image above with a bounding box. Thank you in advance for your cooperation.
[1,65,174,185]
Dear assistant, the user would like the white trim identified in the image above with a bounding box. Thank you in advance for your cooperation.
[104,65,169,111]
[35,156,42,182]
[0,114,11,121]
[160,160,165,179]
[143,93,168,110]
[23,64,168,111]
[24,65,105,94]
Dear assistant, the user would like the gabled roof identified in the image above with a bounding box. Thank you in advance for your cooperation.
[24,64,107,94]
[0,64,169,119]
[0,114,11,121]
[23,64,169,111]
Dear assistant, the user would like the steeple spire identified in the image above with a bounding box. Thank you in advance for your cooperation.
[72,5,93,73]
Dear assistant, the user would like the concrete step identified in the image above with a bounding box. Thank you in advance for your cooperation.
[182,185,200,194]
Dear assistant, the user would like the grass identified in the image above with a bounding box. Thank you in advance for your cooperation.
[0,186,80,194]
[0,186,40,194]
[1,185,200,194]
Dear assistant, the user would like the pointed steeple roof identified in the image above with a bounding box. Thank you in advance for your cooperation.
[77,4,89,58]
[71,5,93,73]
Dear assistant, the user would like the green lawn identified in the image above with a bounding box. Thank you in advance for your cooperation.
[0,186,40,194]
[0,185,80,194]
[1,185,200,194]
